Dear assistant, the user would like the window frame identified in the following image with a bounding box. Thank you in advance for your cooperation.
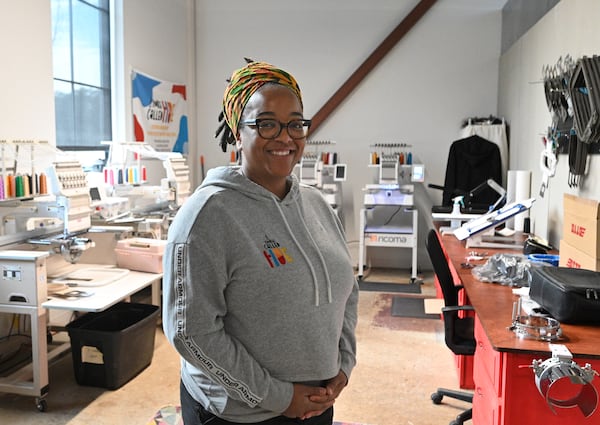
[51,0,112,153]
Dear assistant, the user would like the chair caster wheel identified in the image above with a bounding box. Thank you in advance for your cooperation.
[450,416,466,425]
[36,398,47,412]
[431,392,443,404]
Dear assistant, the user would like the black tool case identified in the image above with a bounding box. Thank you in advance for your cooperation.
[530,267,600,324]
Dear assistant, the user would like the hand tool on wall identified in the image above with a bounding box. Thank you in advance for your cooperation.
[539,137,557,197]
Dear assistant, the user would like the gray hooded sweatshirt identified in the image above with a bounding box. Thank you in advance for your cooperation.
[162,166,358,423]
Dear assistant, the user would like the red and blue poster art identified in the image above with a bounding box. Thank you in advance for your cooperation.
[132,70,188,153]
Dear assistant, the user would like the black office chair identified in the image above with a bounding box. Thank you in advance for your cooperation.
[426,228,476,425]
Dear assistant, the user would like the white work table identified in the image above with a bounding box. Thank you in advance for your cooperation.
[0,262,162,411]
[43,267,162,312]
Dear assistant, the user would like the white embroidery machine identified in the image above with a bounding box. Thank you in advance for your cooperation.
[0,145,162,411]
[0,157,97,411]
[295,140,347,220]
[94,141,191,238]
[357,148,425,282]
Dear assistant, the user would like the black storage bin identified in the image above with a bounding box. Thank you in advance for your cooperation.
[66,302,159,389]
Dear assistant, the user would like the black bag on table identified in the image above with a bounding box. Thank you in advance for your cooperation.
[529,267,600,324]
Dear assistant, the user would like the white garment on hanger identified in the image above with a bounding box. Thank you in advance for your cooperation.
[460,122,508,183]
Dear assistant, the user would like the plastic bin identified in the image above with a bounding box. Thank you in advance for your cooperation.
[115,238,166,273]
[66,302,159,389]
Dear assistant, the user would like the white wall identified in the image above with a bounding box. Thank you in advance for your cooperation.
[0,1,55,142]
[115,0,195,172]
[195,0,504,267]
[73,0,196,187]
[3,0,595,270]
[0,0,506,270]
[498,0,600,247]
[0,0,195,173]
[0,0,55,336]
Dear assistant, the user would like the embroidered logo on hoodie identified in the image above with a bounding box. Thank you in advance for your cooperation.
[262,234,293,268]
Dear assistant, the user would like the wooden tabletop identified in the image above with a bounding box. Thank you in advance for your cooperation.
[440,232,600,359]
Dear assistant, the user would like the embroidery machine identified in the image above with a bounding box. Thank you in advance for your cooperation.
[0,152,101,409]
[295,140,347,221]
[357,144,424,281]
[92,141,191,239]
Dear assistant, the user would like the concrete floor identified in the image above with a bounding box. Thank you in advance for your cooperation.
[0,272,472,425]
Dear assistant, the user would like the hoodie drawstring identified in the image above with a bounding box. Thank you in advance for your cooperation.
[293,197,333,304]
[272,197,332,306]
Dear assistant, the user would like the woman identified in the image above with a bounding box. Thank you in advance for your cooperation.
[163,60,358,425]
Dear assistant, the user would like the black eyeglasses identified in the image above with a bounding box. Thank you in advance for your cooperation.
[240,118,312,140]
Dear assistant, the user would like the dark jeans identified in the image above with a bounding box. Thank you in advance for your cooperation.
[180,380,334,425]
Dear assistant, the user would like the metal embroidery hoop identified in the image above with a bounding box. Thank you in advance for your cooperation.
[509,297,562,342]
[532,344,599,417]
[511,315,562,341]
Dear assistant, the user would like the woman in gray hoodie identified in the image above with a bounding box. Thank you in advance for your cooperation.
[163,60,358,425]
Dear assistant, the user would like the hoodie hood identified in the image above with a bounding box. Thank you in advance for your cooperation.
[199,166,300,204]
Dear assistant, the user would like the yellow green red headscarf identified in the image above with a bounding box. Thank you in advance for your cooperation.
[222,60,303,140]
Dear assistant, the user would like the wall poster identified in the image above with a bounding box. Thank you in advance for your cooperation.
[131,69,188,154]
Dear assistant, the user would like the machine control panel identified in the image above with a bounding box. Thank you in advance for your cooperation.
[3,266,22,281]
[0,251,49,306]
[363,184,414,206]
[46,161,89,197]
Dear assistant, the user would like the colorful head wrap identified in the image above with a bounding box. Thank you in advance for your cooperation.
[215,59,303,152]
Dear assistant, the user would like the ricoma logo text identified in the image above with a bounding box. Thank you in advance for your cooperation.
[369,235,407,244]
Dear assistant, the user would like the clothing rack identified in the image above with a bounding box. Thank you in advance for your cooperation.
[461,115,505,128]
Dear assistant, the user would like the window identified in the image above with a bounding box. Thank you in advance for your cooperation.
[51,0,111,151]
